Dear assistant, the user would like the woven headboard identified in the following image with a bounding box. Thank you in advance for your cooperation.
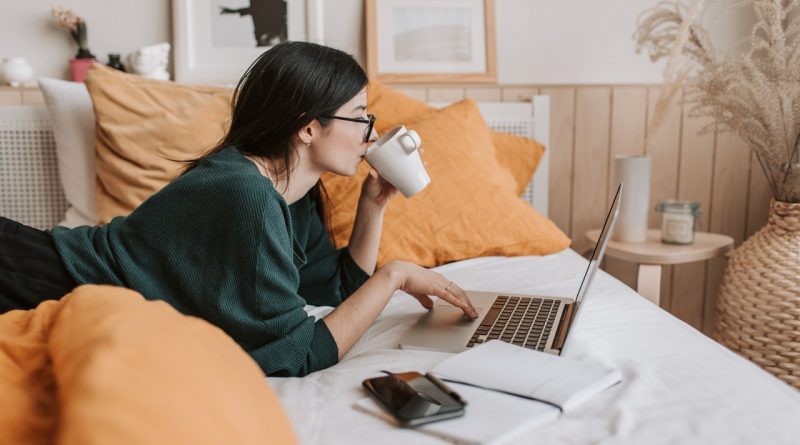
[429,96,550,217]
[0,106,68,229]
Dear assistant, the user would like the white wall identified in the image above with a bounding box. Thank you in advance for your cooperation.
[0,0,751,84]
[0,0,171,81]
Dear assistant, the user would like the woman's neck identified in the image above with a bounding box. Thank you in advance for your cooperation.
[246,153,321,205]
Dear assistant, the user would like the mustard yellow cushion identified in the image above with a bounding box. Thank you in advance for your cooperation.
[321,100,570,268]
[367,82,545,196]
[84,64,232,223]
[0,285,297,445]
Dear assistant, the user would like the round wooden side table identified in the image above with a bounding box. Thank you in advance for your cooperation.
[585,229,734,305]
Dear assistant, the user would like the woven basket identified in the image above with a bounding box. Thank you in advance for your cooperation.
[716,200,800,389]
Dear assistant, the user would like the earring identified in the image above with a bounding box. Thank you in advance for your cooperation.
[306,141,311,147]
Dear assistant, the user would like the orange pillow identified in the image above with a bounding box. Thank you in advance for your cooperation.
[367,82,544,196]
[321,100,570,268]
[0,285,297,445]
[85,64,232,223]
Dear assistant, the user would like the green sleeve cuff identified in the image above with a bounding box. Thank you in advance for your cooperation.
[307,318,339,373]
[339,248,372,298]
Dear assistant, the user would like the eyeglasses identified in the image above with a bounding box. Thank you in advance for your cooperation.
[323,113,376,143]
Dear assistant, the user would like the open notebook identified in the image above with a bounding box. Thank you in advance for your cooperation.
[354,341,622,445]
[431,340,622,412]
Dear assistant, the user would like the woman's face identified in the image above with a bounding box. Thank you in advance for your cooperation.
[307,88,377,176]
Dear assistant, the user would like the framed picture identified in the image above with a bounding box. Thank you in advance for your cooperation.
[173,0,325,85]
[366,0,496,83]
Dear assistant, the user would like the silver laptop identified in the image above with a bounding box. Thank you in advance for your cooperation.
[399,183,622,355]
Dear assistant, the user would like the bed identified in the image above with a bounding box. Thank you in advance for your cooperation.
[1,95,798,444]
[275,251,800,444]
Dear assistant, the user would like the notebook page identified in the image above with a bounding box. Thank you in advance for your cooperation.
[431,340,621,411]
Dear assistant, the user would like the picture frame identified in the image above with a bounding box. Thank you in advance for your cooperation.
[173,0,325,86]
[366,0,496,84]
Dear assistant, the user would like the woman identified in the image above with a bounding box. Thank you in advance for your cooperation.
[0,42,477,377]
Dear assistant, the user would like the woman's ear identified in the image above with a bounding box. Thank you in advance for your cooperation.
[296,120,319,146]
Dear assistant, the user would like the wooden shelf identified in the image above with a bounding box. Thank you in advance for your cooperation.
[0,85,45,105]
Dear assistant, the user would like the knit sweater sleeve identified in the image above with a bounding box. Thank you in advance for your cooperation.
[240,196,342,377]
[296,197,371,307]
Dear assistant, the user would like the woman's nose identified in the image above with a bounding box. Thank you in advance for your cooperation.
[368,127,379,143]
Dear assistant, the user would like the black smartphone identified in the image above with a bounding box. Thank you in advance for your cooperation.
[362,371,467,427]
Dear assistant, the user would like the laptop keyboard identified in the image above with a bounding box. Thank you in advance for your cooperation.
[466,295,560,351]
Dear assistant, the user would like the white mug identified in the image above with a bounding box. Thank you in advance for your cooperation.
[364,126,430,197]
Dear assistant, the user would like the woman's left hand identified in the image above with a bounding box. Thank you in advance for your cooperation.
[359,167,399,210]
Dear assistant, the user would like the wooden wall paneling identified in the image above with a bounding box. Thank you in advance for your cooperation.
[646,86,683,311]
[605,86,649,290]
[465,87,502,102]
[392,86,428,102]
[501,87,539,102]
[745,151,772,238]
[0,87,23,105]
[703,132,752,336]
[540,87,576,236]
[671,107,716,329]
[426,87,466,103]
[572,87,612,254]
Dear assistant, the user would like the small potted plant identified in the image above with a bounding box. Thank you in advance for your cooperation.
[52,5,95,82]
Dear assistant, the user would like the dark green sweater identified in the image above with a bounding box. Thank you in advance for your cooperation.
[51,147,370,377]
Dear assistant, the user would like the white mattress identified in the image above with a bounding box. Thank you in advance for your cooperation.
[271,250,800,444]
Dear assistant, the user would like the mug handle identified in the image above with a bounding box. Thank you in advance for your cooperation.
[399,130,421,154]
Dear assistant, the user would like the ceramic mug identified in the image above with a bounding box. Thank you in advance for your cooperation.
[364,126,430,197]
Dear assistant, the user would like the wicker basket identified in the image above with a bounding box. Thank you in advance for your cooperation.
[716,200,800,389]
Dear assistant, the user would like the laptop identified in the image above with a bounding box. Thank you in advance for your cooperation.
[399,182,623,355]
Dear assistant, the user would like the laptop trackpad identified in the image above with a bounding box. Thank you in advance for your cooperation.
[399,306,484,353]
[426,306,482,328]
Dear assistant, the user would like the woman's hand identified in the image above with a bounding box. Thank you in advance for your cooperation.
[358,167,399,210]
[383,260,479,319]
[358,147,426,210]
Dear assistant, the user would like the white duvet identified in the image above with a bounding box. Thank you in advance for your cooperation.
[272,250,800,444]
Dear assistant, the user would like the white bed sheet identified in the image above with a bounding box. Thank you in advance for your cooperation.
[272,249,800,444]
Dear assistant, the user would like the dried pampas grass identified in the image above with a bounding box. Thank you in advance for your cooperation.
[635,0,800,203]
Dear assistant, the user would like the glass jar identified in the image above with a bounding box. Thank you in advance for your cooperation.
[655,200,701,244]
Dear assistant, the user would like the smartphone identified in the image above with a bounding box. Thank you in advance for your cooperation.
[362,371,467,427]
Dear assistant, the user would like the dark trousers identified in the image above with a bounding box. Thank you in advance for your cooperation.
[0,217,77,313]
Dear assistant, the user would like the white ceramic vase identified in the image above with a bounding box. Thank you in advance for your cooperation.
[2,57,35,87]
[612,154,651,242]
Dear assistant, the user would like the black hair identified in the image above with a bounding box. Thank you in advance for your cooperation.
[184,41,368,239]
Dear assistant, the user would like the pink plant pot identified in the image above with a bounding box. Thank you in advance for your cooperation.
[69,58,95,82]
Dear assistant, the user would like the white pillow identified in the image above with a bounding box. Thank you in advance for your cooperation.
[38,77,98,227]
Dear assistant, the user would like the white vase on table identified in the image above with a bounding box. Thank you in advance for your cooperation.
[612,154,651,242]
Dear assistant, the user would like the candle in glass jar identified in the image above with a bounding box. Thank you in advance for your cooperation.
[655,200,701,244]
[662,212,694,243]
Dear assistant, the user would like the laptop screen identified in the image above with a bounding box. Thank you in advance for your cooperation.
[550,183,622,353]
[574,182,623,304]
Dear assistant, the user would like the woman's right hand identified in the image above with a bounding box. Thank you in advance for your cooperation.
[383,260,479,319]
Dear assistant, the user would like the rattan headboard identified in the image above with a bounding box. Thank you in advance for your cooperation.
[0,106,68,229]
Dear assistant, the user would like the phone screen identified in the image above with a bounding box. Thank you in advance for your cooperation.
[363,372,465,426]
